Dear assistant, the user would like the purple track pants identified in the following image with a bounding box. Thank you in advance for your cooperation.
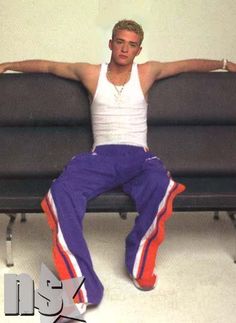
[41,144,185,305]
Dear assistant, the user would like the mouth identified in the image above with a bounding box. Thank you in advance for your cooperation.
[119,55,128,59]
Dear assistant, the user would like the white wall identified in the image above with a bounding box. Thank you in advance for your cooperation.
[1,0,236,64]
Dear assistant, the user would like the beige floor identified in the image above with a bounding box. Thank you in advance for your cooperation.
[0,211,236,323]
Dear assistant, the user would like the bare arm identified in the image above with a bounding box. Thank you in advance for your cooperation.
[0,59,100,96]
[148,59,236,81]
[0,59,92,81]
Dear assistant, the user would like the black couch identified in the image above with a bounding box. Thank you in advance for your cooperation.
[0,72,236,266]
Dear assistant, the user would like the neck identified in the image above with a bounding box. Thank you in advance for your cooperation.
[107,61,132,86]
[108,61,133,74]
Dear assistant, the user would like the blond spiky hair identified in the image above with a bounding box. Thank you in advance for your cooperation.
[112,19,144,45]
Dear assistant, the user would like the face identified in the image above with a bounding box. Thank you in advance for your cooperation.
[109,29,142,66]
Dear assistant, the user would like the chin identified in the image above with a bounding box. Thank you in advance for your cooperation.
[115,58,133,66]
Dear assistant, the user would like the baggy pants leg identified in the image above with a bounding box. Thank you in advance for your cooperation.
[123,155,185,288]
[41,151,120,305]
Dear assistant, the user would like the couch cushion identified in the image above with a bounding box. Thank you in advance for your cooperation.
[148,72,236,125]
[0,177,235,213]
[0,124,235,177]
[147,125,236,175]
[0,126,93,177]
[0,73,90,126]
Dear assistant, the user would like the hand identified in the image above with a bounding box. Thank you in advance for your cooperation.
[227,61,236,72]
[0,63,8,74]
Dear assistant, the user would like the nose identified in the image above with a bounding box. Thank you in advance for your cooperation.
[121,43,128,52]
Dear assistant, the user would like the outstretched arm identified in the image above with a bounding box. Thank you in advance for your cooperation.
[148,59,236,81]
[0,59,101,95]
[0,59,91,81]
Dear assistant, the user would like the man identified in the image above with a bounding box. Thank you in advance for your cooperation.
[1,20,236,310]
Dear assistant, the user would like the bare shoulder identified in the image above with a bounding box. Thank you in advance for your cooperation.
[73,63,100,80]
[73,63,101,95]
[138,61,162,78]
[137,61,162,94]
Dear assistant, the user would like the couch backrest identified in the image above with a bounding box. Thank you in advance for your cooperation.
[0,74,92,178]
[0,73,90,126]
[147,72,236,176]
[0,72,236,178]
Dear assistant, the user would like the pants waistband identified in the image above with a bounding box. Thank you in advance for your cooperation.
[92,144,149,154]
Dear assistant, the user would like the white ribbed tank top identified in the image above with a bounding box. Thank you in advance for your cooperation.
[91,63,148,148]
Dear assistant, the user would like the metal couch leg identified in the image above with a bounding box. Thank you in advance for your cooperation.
[6,213,17,267]
[213,211,220,221]
[21,212,27,222]
[227,212,236,264]
[119,212,127,220]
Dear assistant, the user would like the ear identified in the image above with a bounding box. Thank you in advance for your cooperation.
[109,39,113,50]
[136,46,142,57]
